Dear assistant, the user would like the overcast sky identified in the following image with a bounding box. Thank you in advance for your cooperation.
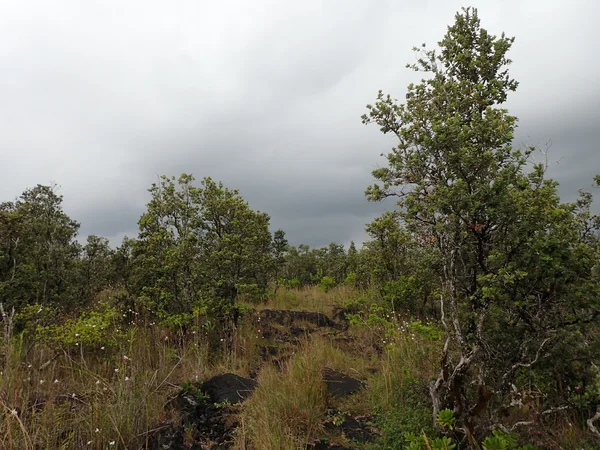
[1,0,598,248]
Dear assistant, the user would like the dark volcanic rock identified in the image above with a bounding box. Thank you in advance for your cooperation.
[323,368,364,398]
[308,442,351,450]
[148,375,255,449]
[202,373,258,404]
[323,410,378,444]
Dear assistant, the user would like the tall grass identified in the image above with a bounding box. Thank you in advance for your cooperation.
[0,326,209,449]
[258,285,358,314]
[235,338,328,450]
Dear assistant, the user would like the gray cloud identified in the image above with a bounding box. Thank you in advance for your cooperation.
[1,0,598,249]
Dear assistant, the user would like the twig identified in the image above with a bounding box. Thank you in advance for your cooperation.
[587,408,600,439]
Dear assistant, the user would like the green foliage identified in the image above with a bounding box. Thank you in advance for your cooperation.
[363,6,600,436]
[0,185,82,310]
[281,277,302,289]
[328,410,348,427]
[404,429,538,450]
[14,303,60,336]
[481,430,537,450]
[180,380,209,405]
[436,409,456,430]
[79,235,114,301]
[343,295,366,314]
[132,174,273,319]
[318,276,336,292]
[409,321,443,340]
[371,369,436,449]
[382,277,421,314]
[280,242,352,288]
[404,433,456,450]
[272,229,289,293]
[42,302,122,349]
[344,271,357,286]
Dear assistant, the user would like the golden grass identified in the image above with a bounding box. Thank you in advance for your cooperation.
[235,332,385,450]
[5,286,583,449]
[0,327,210,449]
[234,338,327,450]
[257,285,357,314]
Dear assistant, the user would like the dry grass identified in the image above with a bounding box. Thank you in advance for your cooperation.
[257,285,357,314]
[5,286,584,449]
[235,332,384,450]
[211,315,263,378]
[0,327,210,449]
[235,338,329,450]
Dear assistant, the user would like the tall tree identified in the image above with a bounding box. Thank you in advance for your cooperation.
[135,174,273,320]
[363,7,599,441]
[0,185,81,309]
[272,229,289,294]
[79,235,114,302]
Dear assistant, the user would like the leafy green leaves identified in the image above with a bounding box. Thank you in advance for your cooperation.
[364,5,600,440]
[133,174,273,320]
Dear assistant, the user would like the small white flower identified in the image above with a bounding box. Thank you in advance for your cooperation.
[96,380,101,385]
[10,409,18,416]
[87,441,92,445]
[100,346,105,350]
[109,441,115,446]
[75,343,79,346]
[75,333,80,337]
[71,393,76,398]
[54,379,59,384]
[39,379,45,384]
[125,376,130,381]
[114,368,119,373]
[95,428,100,433]
[123,355,130,361]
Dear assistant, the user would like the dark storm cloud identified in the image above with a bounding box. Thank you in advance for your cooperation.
[1,0,598,248]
